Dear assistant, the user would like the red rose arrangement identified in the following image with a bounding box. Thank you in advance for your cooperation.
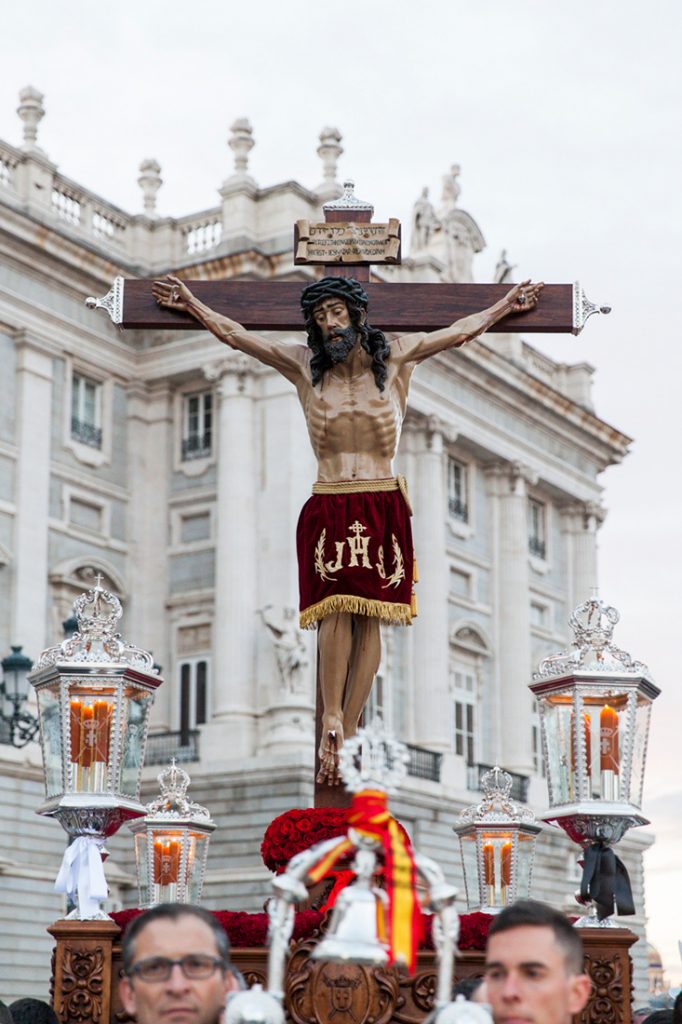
[112,908,324,948]
[261,808,349,873]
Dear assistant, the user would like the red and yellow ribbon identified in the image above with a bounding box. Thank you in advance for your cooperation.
[306,788,418,972]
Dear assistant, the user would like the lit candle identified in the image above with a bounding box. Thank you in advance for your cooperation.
[154,839,180,885]
[600,705,619,773]
[69,700,82,763]
[501,842,512,886]
[81,704,95,768]
[483,842,495,886]
[94,700,112,764]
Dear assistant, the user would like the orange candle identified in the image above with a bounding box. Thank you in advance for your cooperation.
[81,704,95,768]
[154,839,180,885]
[483,843,494,886]
[501,842,512,886]
[600,705,619,772]
[69,700,82,763]
[94,700,112,764]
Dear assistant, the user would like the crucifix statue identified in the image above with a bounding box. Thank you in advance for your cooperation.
[87,180,609,799]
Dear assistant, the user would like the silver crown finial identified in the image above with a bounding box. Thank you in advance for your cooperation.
[338,717,409,794]
[323,179,373,213]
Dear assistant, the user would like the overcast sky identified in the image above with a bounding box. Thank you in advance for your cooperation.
[3,0,681,986]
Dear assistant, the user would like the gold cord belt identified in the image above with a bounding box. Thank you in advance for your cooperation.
[312,475,412,515]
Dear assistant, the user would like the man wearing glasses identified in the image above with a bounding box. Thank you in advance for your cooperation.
[119,904,240,1024]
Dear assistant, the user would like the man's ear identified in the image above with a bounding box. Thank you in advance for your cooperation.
[568,973,592,1014]
[119,976,137,1017]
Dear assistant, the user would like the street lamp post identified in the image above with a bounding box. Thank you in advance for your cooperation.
[0,645,39,747]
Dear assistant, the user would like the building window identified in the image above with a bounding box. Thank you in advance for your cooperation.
[528,498,547,559]
[447,457,468,522]
[182,391,213,461]
[361,672,390,730]
[531,698,545,776]
[452,669,476,764]
[71,373,102,449]
[179,658,209,742]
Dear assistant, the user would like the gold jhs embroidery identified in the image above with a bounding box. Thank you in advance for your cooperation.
[314,522,405,589]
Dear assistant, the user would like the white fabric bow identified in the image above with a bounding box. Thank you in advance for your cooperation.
[54,835,108,918]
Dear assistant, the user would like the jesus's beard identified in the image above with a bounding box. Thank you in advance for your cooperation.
[324,326,358,364]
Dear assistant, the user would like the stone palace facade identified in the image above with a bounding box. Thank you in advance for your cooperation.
[0,87,650,1001]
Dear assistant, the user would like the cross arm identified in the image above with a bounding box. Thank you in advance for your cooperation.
[86,279,609,335]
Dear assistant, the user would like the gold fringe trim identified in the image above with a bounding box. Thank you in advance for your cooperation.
[300,595,413,630]
[312,478,399,495]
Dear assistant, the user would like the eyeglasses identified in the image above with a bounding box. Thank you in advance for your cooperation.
[128,955,227,983]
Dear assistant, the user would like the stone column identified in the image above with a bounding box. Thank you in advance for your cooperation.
[12,333,53,659]
[410,418,451,750]
[487,462,534,776]
[204,356,258,759]
[126,381,172,728]
[560,501,604,611]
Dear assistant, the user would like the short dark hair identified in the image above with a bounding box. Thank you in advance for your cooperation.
[8,1001,57,1024]
[452,977,483,1000]
[487,900,584,975]
[121,904,231,976]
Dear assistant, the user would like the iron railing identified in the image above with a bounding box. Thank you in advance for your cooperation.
[145,730,200,766]
[467,761,530,803]
[448,497,468,522]
[71,417,102,449]
[528,536,546,559]
[182,433,212,460]
[406,743,442,782]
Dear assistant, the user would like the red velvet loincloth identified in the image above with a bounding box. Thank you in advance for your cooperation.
[297,478,415,629]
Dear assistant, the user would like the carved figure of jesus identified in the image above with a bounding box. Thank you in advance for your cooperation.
[152,274,543,784]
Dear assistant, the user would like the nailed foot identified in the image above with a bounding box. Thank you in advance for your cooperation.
[317,718,344,786]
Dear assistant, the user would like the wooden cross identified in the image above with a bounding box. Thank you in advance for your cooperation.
[86,184,609,336]
[86,183,609,808]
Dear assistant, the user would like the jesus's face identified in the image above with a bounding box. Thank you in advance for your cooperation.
[313,297,360,364]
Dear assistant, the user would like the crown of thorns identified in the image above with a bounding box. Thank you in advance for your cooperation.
[300,277,369,317]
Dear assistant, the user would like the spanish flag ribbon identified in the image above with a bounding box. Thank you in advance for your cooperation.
[306,789,418,972]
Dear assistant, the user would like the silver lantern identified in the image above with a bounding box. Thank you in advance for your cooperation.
[454,765,541,914]
[530,595,659,925]
[29,579,162,919]
[129,759,215,907]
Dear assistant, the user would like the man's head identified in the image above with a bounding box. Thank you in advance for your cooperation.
[300,277,389,390]
[119,904,239,1024]
[484,900,591,1024]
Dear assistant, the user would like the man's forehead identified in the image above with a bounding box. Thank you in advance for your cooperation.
[487,925,562,967]
[135,915,219,956]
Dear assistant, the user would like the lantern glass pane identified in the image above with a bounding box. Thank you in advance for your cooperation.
[629,698,651,808]
[478,831,515,909]
[134,831,151,906]
[517,832,536,899]
[119,688,153,796]
[37,687,62,796]
[540,695,573,805]
[67,685,116,794]
[582,692,627,802]
[458,830,479,911]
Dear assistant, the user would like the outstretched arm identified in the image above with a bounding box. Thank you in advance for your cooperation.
[395,280,544,364]
[152,275,306,383]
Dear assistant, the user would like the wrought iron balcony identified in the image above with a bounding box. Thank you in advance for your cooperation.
[182,433,212,460]
[528,536,546,559]
[71,417,102,449]
[406,743,442,782]
[145,729,200,766]
[448,497,468,522]
[468,761,529,803]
